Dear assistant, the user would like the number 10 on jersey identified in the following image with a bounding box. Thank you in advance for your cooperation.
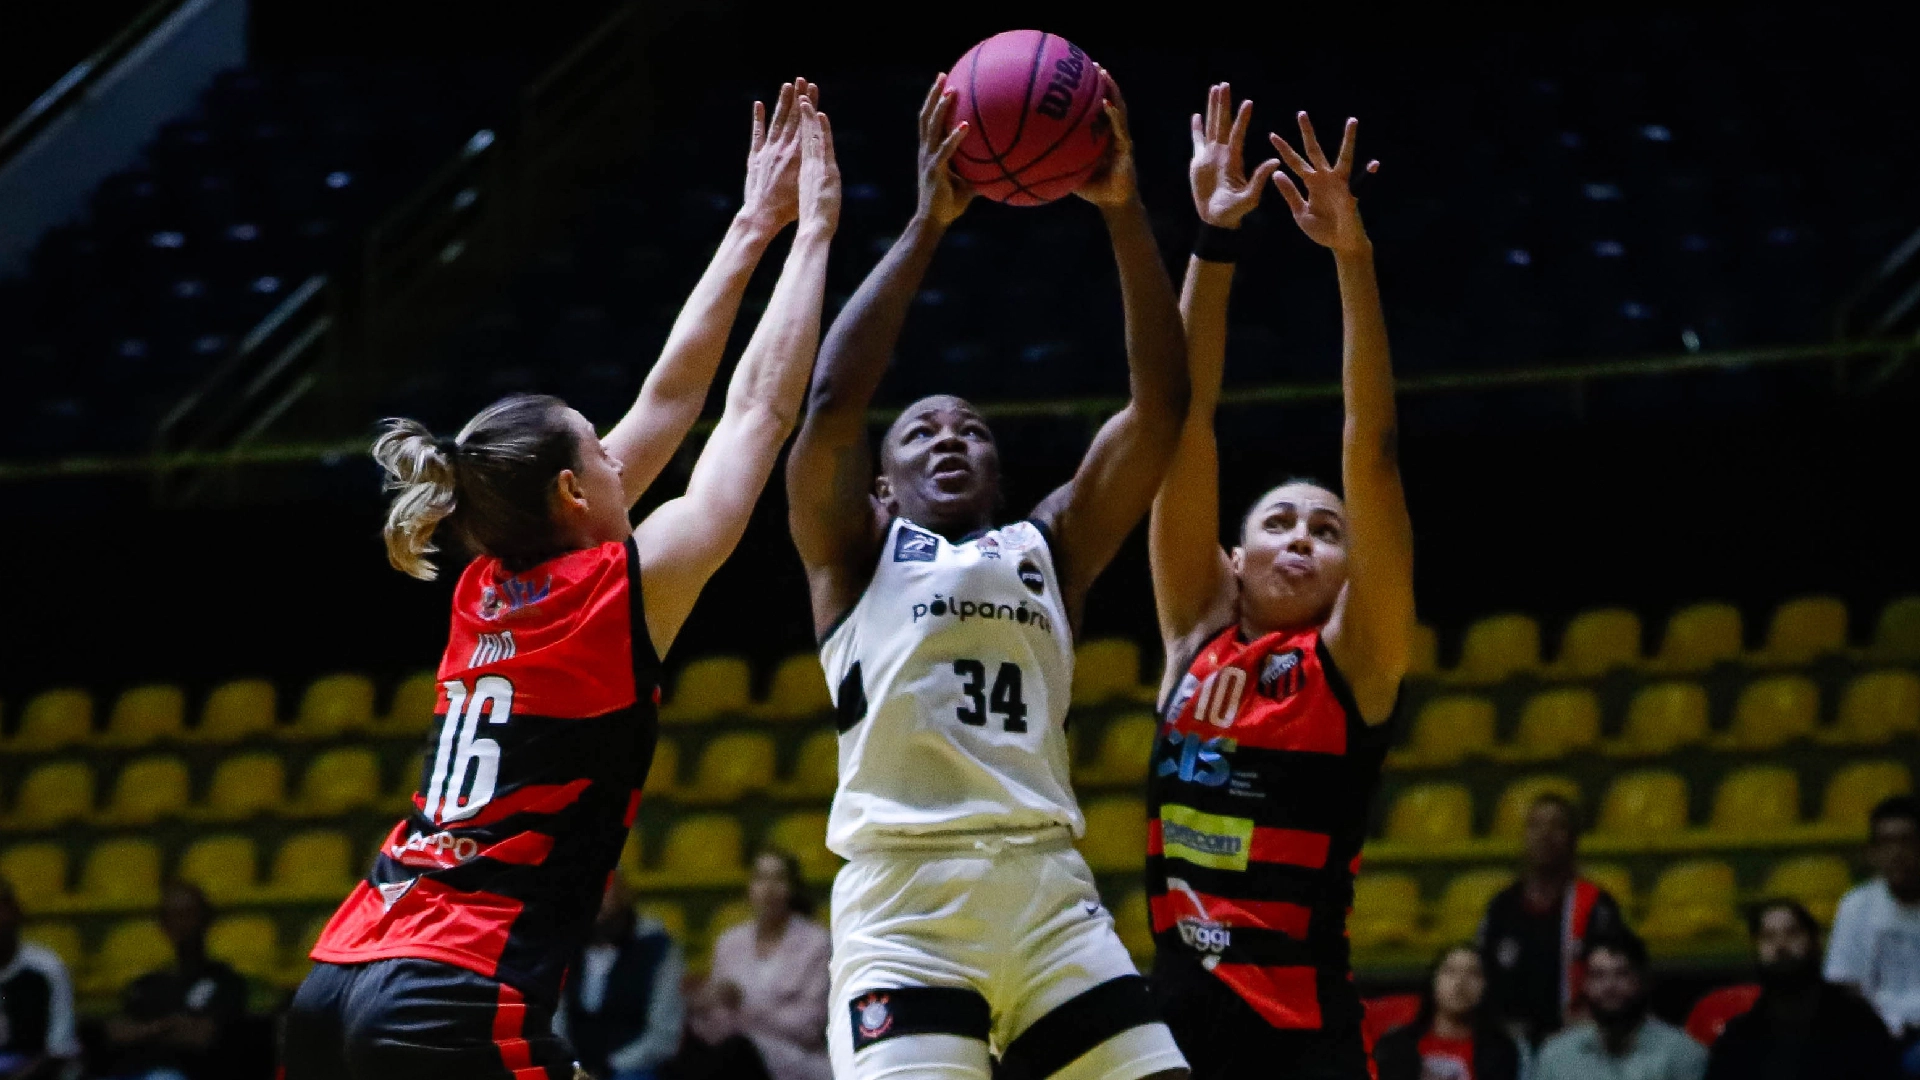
[953,659,1028,732]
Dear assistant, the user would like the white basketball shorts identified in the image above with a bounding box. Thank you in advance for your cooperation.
[827,833,1186,1080]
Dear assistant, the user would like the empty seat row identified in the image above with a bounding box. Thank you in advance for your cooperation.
[0,747,423,831]
[24,913,329,997]
[0,673,436,752]
[1376,760,1911,856]
[1437,595,1920,684]
[618,810,839,890]
[1349,854,1857,953]
[1,830,363,915]
[1395,669,1919,767]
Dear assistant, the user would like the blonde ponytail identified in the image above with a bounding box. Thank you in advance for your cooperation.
[372,418,458,580]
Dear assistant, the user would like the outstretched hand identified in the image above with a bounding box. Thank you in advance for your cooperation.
[1270,112,1379,255]
[741,79,818,230]
[1190,83,1279,229]
[796,95,841,236]
[1075,68,1139,211]
[917,72,975,228]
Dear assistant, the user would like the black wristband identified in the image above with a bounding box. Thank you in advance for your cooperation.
[1193,222,1244,263]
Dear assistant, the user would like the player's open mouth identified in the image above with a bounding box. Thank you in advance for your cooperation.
[931,457,972,487]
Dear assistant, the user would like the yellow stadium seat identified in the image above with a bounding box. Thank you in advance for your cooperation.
[1653,603,1744,672]
[285,674,376,741]
[376,671,439,738]
[770,731,838,801]
[677,733,777,806]
[191,680,278,743]
[765,811,840,885]
[22,922,82,973]
[1716,676,1820,751]
[1080,797,1148,873]
[291,748,381,818]
[1594,771,1690,848]
[1639,860,1740,942]
[1073,638,1144,705]
[1761,856,1854,927]
[96,756,192,826]
[640,739,680,802]
[1496,688,1601,761]
[73,838,162,912]
[641,815,747,888]
[1076,713,1158,789]
[1755,596,1848,666]
[1706,767,1801,841]
[1604,682,1710,757]
[1871,596,1920,661]
[1490,775,1583,841]
[1111,889,1153,965]
[101,686,186,747]
[264,831,358,902]
[196,752,287,821]
[1406,624,1439,680]
[7,762,94,830]
[2,844,72,914]
[1553,608,1642,678]
[9,689,93,752]
[1350,875,1423,949]
[636,901,688,944]
[207,915,280,981]
[385,751,425,813]
[1383,784,1475,849]
[88,920,175,995]
[176,836,261,906]
[1453,614,1541,683]
[617,829,645,890]
[1433,869,1512,944]
[1821,671,1920,746]
[1815,761,1914,839]
[755,654,833,720]
[1584,863,1637,915]
[1389,696,1496,768]
[660,657,751,724]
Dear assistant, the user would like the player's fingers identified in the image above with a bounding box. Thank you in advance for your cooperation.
[929,88,959,147]
[1099,66,1127,115]
[803,78,820,108]
[919,72,947,133]
[1367,159,1381,173]
[1103,101,1132,155]
[1206,83,1226,144]
[1271,170,1307,215]
[1228,98,1253,164]
[1298,111,1331,170]
[1269,132,1313,176]
[819,112,838,168]
[1190,112,1205,155]
[771,81,797,140]
[1334,117,1358,175]
[1248,157,1282,196]
[750,100,766,154]
[934,120,970,168]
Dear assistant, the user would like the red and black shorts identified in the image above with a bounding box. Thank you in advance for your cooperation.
[1151,954,1374,1080]
[284,959,573,1080]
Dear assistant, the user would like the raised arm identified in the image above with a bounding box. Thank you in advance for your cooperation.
[1151,85,1282,667]
[1270,114,1412,723]
[785,73,973,638]
[633,98,841,656]
[1032,70,1191,629]
[602,82,814,508]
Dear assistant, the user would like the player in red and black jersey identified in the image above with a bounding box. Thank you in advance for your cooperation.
[1142,87,1414,1080]
[284,83,840,1080]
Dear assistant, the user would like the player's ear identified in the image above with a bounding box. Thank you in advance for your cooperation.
[552,468,589,514]
[1229,546,1246,575]
[873,475,892,503]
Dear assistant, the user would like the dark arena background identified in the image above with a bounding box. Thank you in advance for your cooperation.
[2,1,1916,1076]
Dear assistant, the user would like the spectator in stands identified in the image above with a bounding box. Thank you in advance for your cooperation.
[98,883,248,1080]
[675,849,830,1080]
[1534,931,1705,1080]
[1706,899,1896,1079]
[1374,945,1522,1080]
[557,880,684,1080]
[0,881,78,1080]
[1827,795,1920,1075]
[1478,792,1626,1045]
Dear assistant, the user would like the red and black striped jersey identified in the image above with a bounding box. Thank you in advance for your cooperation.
[311,538,660,1005]
[1145,625,1395,1032]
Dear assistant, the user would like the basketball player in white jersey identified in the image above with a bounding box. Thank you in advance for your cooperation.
[785,72,1189,1080]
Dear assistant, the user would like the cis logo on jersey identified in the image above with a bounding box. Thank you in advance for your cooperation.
[893,527,939,563]
[1158,728,1234,787]
[851,992,893,1046]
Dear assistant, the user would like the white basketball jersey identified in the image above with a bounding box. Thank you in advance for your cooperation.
[821,517,1080,856]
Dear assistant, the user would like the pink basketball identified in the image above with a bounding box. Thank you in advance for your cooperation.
[947,30,1111,206]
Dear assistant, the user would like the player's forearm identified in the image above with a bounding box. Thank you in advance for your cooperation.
[1105,199,1190,422]
[1178,255,1234,412]
[1335,243,1396,467]
[808,214,945,418]
[725,227,832,430]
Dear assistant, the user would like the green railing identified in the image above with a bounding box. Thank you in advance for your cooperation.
[0,338,1908,484]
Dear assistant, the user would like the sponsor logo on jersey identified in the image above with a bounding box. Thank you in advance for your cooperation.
[1017,559,1045,594]
[1258,648,1307,699]
[1157,729,1235,787]
[375,878,418,911]
[854,992,893,1040]
[479,575,552,621]
[1177,916,1233,954]
[390,828,483,870]
[1160,804,1254,871]
[1165,672,1200,722]
[910,593,1053,632]
[893,526,939,562]
[976,534,1001,559]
